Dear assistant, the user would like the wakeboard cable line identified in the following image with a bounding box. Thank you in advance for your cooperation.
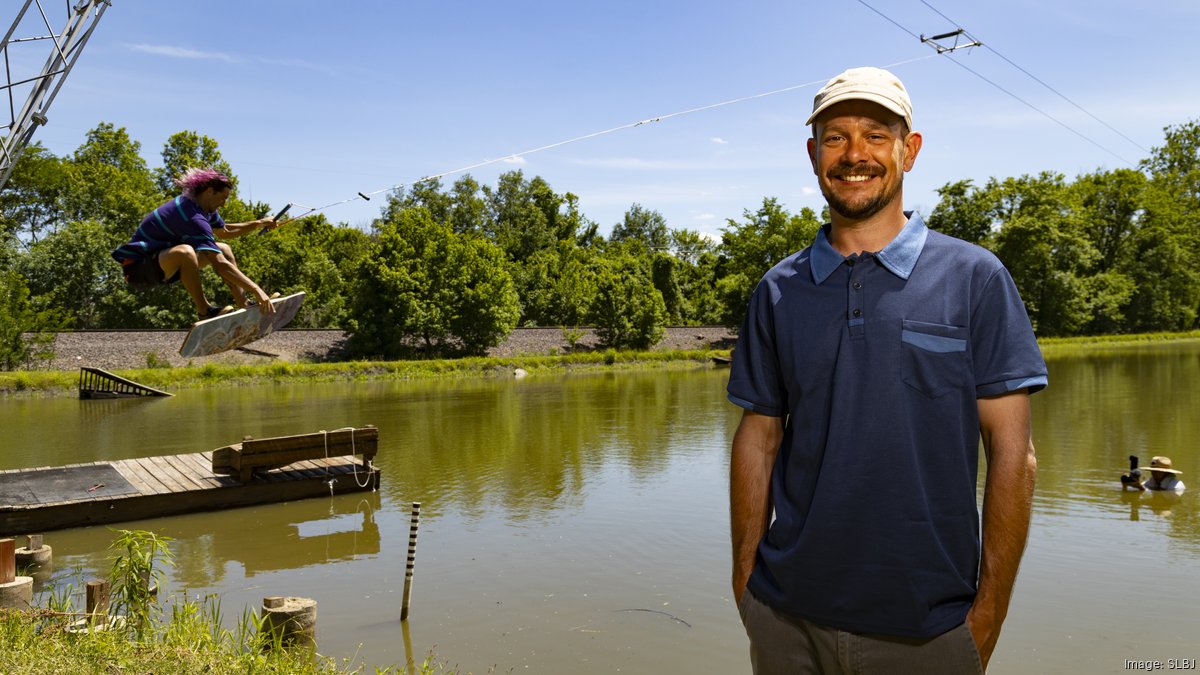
[271,53,939,224]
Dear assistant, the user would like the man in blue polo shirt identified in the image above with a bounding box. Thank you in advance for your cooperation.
[728,67,1047,674]
[112,167,277,322]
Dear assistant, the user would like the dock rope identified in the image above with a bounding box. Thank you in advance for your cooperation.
[321,427,376,492]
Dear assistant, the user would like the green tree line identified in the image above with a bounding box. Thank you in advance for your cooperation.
[1,119,1198,367]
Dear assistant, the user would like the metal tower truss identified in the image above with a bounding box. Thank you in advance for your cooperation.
[1,0,111,192]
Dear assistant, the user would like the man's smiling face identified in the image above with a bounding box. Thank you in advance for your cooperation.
[807,99,921,222]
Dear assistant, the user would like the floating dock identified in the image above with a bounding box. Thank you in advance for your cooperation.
[0,450,380,534]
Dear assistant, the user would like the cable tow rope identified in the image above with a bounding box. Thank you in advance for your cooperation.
[279,54,939,222]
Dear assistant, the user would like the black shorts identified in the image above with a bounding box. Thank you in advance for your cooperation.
[122,253,180,291]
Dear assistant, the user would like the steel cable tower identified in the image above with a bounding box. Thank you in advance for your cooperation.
[1,0,110,192]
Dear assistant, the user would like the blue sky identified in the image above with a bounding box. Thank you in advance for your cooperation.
[12,0,1200,238]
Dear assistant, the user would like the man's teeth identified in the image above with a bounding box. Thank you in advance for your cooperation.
[840,175,873,182]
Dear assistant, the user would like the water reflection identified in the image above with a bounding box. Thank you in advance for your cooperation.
[374,372,739,523]
[39,493,382,589]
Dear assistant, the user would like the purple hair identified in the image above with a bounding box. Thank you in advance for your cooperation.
[175,167,233,199]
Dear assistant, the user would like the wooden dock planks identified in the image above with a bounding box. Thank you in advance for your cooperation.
[0,450,380,534]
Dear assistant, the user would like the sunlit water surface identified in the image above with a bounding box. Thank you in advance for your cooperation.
[2,343,1198,674]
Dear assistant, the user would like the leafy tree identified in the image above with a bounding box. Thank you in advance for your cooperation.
[348,207,518,357]
[61,123,158,235]
[668,228,715,266]
[1135,119,1200,330]
[718,198,821,327]
[611,203,669,251]
[1068,169,1147,270]
[0,270,67,369]
[676,250,723,325]
[991,212,1097,336]
[227,213,368,328]
[482,171,580,261]
[19,220,132,328]
[384,178,453,225]
[0,144,68,244]
[155,130,236,196]
[651,250,687,325]
[515,243,602,327]
[1142,119,1200,180]
[926,179,995,245]
[588,251,666,349]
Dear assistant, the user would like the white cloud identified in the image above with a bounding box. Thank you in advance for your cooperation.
[502,155,527,165]
[800,186,819,196]
[695,213,717,220]
[711,137,729,145]
[126,43,239,63]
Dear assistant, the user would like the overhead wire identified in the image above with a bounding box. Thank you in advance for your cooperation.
[918,0,1149,155]
[280,53,939,221]
[854,0,1136,166]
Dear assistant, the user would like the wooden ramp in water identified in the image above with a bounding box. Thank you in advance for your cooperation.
[0,448,380,535]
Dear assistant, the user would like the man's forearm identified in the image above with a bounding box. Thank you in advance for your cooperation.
[211,258,267,301]
[970,393,1037,667]
[217,220,272,239]
[730,411,782,599]
[975,438,1035,618]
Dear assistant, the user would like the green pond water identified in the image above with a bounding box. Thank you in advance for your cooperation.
[1,344,1198,674]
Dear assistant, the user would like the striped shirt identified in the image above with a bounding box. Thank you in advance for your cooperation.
[111,196,226,263]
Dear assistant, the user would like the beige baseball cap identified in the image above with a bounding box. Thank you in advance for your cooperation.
[806,66,913,130]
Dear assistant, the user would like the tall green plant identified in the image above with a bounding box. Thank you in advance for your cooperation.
[108,529,175,641]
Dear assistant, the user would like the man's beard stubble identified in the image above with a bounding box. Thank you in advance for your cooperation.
[821,170,903,221]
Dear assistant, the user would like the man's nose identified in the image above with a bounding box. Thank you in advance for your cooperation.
[843,137,871,163]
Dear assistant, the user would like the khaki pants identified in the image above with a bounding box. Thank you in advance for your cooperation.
[739,590,984,675]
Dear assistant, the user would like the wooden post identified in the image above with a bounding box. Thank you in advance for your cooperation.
[260,596,317,650]
[15,534,53,578]
[401,502,420,621]
[0,539,14,584]
[86,580,110,616]
[0,539,32,611]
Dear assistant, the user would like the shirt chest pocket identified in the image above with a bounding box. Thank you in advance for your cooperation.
[900,319,971,399]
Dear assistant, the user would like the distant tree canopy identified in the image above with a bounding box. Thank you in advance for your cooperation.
[2,117,1199,368]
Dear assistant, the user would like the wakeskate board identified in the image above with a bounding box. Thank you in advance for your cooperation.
[180,292,305,358]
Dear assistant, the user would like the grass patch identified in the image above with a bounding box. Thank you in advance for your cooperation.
[1038,330,1200,360]
[8,328,1194,397]
[0,349,728,397]
[1,529,450,674]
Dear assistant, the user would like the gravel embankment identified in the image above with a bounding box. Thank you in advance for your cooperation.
[42,326,736,372]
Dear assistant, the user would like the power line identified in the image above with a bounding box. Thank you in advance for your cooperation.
[918,0,1149,155]
[853,0,1135,166]
[284,54,939,221]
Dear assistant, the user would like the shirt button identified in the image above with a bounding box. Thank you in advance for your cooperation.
[853,281,863,290]
[852,308,862,317]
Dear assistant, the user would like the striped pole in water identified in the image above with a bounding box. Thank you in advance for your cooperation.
[401,502,421,621]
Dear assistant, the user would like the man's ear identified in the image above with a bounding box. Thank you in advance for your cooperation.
[807,137,818,174]
[902,131,923,172]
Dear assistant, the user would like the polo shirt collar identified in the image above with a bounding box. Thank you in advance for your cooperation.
[808,211,929,284]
